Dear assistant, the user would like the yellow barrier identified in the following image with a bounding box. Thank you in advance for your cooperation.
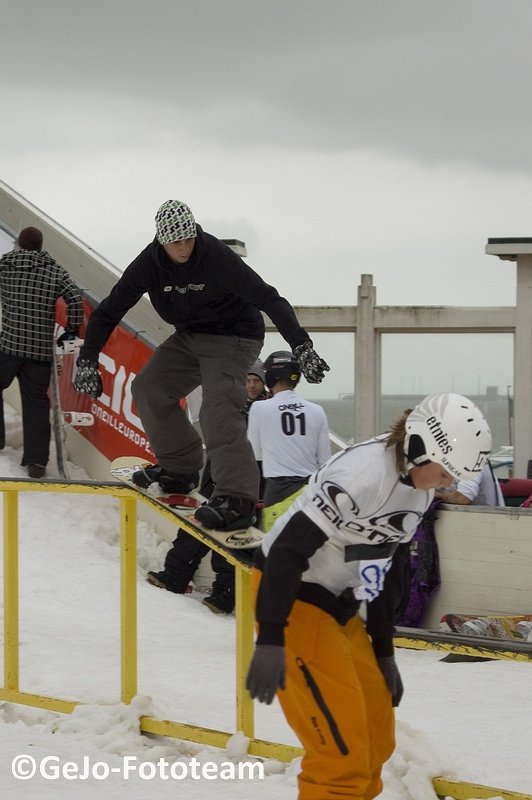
[433,777,532,799]
[394,635,532,663]
[2,478,530,799]
[0,478,302,763]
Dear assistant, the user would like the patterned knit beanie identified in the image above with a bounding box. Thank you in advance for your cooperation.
[155,200,196,244]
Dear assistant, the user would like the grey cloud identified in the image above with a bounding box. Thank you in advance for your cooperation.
[1,1,531,169]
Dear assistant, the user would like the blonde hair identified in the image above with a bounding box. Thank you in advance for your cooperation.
[385,409,412,473]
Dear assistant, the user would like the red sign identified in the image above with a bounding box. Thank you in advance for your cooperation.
[56,297,157,460]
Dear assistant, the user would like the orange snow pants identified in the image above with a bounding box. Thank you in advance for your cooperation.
[252,570,395,800]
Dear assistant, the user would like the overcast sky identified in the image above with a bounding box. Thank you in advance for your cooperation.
[0,1,529,404]
[1,0,531,309]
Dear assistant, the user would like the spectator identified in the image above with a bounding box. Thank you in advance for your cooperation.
[241,361,270,422]
[73,200,329,532]
[247,350,331,532]
[0,227,82,477]
[246,393,492,800]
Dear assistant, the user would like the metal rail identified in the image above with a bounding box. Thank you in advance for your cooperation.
[0,478,301,763]
[395,626,532,662]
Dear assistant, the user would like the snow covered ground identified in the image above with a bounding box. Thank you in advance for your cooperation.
[0,402,531,799]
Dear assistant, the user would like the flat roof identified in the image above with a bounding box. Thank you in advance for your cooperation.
[487,237,532,244]
[485,237,532,257]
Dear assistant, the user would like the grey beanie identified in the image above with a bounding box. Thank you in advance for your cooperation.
[155,200,197,243]
[248,360,265,384]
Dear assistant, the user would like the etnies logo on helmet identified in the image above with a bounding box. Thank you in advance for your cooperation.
[426,415,452,455]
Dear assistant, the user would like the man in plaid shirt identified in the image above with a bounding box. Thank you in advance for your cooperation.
[0,227,82,478]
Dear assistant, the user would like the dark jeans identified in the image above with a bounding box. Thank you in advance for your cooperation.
[160,535,246,610]
[0,352,51,465]
[158,462,221,594]
[161,529,210,593]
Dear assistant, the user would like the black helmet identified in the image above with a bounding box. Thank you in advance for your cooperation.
[264,351,301,389]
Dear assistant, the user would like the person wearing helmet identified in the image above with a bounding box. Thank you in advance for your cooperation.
[247,350,331,532]
[72,200,329,531]
[246,393,491,800]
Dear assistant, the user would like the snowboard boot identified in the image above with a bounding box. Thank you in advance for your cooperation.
[132,464,199,494]
[202,591,234,615]
[27,463,46,479]
[146,571,192,594]
[194,496,256,531]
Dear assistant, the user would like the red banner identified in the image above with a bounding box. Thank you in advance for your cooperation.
[56,297,157,460]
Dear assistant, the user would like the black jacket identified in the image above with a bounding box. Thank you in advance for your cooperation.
[81,226,310,360]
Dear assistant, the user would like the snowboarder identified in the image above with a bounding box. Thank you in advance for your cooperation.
[73,200,328,532]
[246,393,492,800]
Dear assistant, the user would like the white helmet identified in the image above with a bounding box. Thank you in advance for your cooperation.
[404,393,492,480]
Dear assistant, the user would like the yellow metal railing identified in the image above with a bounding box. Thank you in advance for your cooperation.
[395,634,532,662]
[2,478,531,799]
[0,478,302,763]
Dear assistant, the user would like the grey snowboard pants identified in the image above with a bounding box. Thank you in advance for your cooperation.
[131,331,262,503]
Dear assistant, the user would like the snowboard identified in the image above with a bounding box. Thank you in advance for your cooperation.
[109,456,265,564]
[440,613,532,642]
[50,343,70,479]
[50,336,94,479]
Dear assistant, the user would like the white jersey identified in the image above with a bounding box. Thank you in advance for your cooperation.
[261,436,434,602]
[247,389,331,478]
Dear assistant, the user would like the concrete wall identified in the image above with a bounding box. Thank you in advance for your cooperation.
[425,504,532,628]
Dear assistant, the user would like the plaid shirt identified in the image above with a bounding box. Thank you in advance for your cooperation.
[0,249,83,361]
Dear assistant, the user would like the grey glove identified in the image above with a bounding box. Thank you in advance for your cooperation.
[73,358,102,398]
[246,645,286,705]
[377,656,404,707]
[293,342,330,384]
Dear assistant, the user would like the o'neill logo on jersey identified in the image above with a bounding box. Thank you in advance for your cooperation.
[313,481,423,542]
[312,481,359,528]
[163,283,205,294]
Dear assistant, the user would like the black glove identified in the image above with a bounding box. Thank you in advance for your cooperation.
[73,358,102,398]
[377,656,404,707]
[293,342,330,384]
[246,645,286,705]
